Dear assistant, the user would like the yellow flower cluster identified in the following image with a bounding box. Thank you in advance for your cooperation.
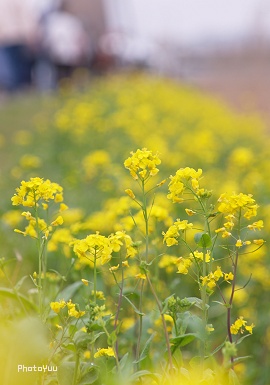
[167,167,202,203]
[72,231,137,266]
[230,316,255,335]
[218,192,258,220]
[124,148,161,180]
[176,257,193,275]
[163,219,194,246]
[108,231,137,259]
[50,299,85,318]
[94,347,115,358]
[72,232,113,266]
[11,177,64,207]
[201,266,234,289]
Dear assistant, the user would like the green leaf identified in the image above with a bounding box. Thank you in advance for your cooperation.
[161,294,175,314]
[107,330,117,346]
[185,297,209,310]
[57,362,75,385]
[133,333,155,364]
[227,356,252,369]
[189,356,201,368]
[210,340,225,356]
[235,334,251,345]
[194,232,212,248]
[229,368,241,385]
[79,365,99,385]
[57,281,83,301]
[0,287,37,310]
[170,333,197,348]
[123,294,145,316]
[119,353,129,370]
[129,370,161,383]
[74,331,96,350]
[14,275,29,291]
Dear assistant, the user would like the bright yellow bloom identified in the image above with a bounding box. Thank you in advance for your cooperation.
[177,257,192,275]
[218,192,257,219]
[230,316,254,335]
[185,208,196,216]
[11,177,64,207]
[125,189,136,199]
[72,232,113,266]
[124,148,161,180]
[84,350,91,359]
[94,347,115,358]
[235,239,243,248]
[167,167,202,203]
[224,272,234,281]
[163,219,193,246]
[50,300,66,313]
[253,239,265,246]
[192,250,211,263]
[247,220,264,231]
[81,279,89,286]
[245,323,255,334]
[109,264,120,272]
[135,273,146,280]
[91,290,105,300]
[51,216,64,226]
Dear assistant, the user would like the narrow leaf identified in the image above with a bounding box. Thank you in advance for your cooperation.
[133,333,155,364]
[194,232,212,248]
[122,295,145,316]
[170,333,197,348]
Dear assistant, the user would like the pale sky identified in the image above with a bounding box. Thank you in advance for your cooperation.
[104,0,270,45]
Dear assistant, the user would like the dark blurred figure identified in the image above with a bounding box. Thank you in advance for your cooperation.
[36,0,91,89]
[0,0,38,91]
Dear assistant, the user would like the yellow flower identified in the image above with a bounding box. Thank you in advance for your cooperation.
[253,239,265,246]
[235,239,243,248]
[167,167,202,203]
[224,272,234,281]
[109,264,120,272]
[84,350,91,359]
[11,177,64,207]
[177,257,192,275]
[124,148,161,180]
[94,347,115,358]
[72,232,113,266]
[185,208,196,216]
[135,273,146,280]
[51,216,64,226]
[125,189,136,199]
[247,220,264,231]
[81,279,89,286]
[50,300,66,313]
[245,323,255,334]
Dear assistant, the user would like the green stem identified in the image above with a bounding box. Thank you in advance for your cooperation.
[135,281,144,366]
[72,352,80,385]
[146,274,173,371]
[93,250,97,304]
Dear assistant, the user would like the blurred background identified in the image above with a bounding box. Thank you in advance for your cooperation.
[1,1,270,384]
[1,0,270,115]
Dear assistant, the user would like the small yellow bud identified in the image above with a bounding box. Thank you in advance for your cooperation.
[125,189,135,199]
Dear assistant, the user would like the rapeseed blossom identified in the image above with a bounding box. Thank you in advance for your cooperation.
[230,316,255,335]
[163,219,194,246]
[124,148,161,180]
[11,177,63,207]
[167,167,202,203]
[94,347,115,358]
[72,232,113,266]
